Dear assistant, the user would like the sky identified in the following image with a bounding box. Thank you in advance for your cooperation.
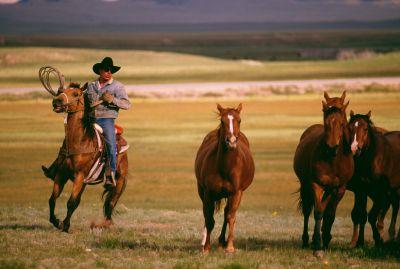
[0,0,400,34]
[0,0,400,27]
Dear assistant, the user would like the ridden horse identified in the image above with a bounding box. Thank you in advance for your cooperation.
[195,103,255,254]
[294,93,354,257]
[348,111,400,245]
[49,83,128,232]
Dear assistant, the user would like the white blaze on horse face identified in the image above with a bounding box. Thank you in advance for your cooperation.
[228,114,234,136]
[351,121,359,154]
[201,227,207,246]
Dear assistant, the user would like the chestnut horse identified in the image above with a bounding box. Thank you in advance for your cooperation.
[348,111,400,245]
[49,83,128,232]
[195,103,255,254]
[294,92,354,257]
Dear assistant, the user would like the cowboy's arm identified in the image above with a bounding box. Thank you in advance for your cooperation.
[108,84,131,110]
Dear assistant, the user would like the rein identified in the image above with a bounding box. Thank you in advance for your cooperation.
[60,92,99,157]
[58,92,85,113]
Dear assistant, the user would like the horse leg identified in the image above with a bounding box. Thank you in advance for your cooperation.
[202,194,215,254]
[368,198,386,247]
[62,174,86,233]
[103,173,127,226]
[322,186,346,250]
[49,176,66,229]
[388,192,399,241]
[225,190,243,254]
[218,203,229,250]
[350,191,367,248]
[301,189,313,248]
[377,199,390,241]
[312,183,330,257]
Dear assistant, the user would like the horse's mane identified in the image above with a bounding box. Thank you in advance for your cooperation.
[349,114,376,132]
[68,82,81,89]
[65,83,95,137]
[323,106,342,117]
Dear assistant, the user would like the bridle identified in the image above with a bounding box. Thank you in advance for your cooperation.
[55,90,85,114]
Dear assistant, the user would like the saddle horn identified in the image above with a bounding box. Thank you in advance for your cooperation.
[38,66,65,96]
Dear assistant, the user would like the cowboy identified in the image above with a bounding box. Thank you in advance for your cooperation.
[86,57,131,187]
[42,57,131,188]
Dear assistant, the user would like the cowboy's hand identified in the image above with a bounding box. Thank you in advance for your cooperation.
[101,91,114,104]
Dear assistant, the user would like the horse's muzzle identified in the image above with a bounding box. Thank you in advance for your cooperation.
[225,136,238,150]
[52,99,64,113]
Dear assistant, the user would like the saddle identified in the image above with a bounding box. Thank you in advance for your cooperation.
[84,124,129,185]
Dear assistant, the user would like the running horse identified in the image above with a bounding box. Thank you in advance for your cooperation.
[348,111,400,245]
[40,68,128,232]
[195,103,255,254]
[294,91,354,257]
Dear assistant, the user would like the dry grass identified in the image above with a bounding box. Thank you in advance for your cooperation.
[0,92,400,268]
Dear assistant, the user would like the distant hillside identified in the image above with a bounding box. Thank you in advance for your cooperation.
[1,30,400,61]
[1,19,400,34]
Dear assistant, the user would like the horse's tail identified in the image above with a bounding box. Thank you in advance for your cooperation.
[297,181,313,216]
[214,198,226,214]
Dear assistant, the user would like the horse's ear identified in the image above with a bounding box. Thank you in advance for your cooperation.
[342,101,349,112]
[324,91,330,101]
[350,110,354,117]
[322,100,328,111]
[340,90,346,103]
[217,103,224,114]
[82,82,88,91]
[236,103,242,113]
[367,110,372,118]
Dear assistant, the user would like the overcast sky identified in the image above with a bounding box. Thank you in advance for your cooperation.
[0,0,400,25]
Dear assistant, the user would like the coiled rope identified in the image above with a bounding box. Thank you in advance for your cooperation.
[38,66,65,96]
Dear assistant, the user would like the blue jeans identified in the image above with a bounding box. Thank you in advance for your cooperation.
[96,118,116,173]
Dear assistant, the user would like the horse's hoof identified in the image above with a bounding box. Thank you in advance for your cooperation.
[225,246,235,254]
[218,241,227,251]
[349,240,357,248]
[313,250,324,259]
[201,248,209,255]
[62,223,70,233]
[50,219,63,230]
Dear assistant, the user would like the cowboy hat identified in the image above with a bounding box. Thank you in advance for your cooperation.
[92,57,121,75]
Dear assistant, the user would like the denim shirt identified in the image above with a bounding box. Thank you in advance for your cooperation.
[85,78,131,119]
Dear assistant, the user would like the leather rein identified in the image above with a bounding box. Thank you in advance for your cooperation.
[59,91,101,157]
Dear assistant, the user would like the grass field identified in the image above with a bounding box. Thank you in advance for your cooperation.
[1,46,400,88]
[0,92,400,268]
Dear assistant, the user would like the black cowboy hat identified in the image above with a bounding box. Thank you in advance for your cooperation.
[92,57,121,75]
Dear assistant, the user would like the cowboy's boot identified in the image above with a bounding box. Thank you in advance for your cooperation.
[41,141,66,181]
[41,160,58,181]
[104,171,116,189]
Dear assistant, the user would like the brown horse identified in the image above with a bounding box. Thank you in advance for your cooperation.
[299,91,347,141]
[294,92,354,257]
[195,103,255,254]
[348,111,400,245]
[49,83,128,232]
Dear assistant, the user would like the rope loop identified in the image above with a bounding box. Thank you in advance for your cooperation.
[38,66,65,96]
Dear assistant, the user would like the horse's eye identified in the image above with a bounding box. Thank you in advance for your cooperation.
[73,92,79,97]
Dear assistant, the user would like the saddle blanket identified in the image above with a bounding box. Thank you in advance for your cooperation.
[83,124,129,185]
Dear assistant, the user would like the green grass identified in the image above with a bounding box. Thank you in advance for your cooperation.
[0,92,400,268]
[1,47,400,88]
